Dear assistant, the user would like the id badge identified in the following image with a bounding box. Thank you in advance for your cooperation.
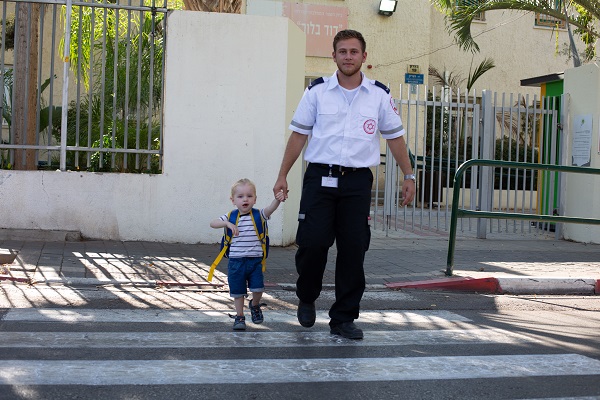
[322,176,338,188]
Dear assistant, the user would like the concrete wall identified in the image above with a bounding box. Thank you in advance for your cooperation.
[0,11,305,245]
[246,1,580,98]
[562,64,600,244]
[428,9,577,96]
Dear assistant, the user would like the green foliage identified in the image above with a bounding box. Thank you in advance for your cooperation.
[424,89,539,190]
[57,1,165,173]
[0,15,15,50]
[2,69,63,169]
[430,0,600,62]
[426,58,495,157]
[1,69,13,128]
[60,94,161,173]
[573,4,598,61]
[495,135,538,162]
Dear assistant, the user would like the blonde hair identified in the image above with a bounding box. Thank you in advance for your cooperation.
[230,178,256,197]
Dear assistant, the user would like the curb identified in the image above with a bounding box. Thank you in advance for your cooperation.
[386,277,600,295]
[3,273,599,295]
[386,277,500,293]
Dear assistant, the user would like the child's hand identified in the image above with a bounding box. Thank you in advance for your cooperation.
[275,189,287,202]
[227,221,239,236]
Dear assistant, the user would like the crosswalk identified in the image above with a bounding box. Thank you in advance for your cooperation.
[1,307,600,397]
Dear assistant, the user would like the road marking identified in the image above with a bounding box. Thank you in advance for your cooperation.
[268,290,416,301]
[1,308,471,324]
[524,398,600,400]
[0,328,538,348]
[1,354,598,385]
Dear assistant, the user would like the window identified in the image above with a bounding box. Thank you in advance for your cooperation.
[535,1,565,28]
[456,0,485,22]
[535,12,566,28]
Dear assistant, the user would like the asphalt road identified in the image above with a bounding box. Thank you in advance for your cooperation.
[1,283,599,400]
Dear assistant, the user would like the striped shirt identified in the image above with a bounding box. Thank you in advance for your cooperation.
[219,209,267,258]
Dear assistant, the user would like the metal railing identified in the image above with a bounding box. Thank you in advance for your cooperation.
[372,87,564,237]
[1,0,168,172]
[446,159,600,275]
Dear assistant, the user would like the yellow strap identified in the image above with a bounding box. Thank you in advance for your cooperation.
[250,211,267,272]
[208,211,237,282]
[207,245,227,282]
[260,243,267,272]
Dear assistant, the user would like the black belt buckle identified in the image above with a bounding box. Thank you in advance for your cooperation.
[337,165,357,173]
[314,163,359,174]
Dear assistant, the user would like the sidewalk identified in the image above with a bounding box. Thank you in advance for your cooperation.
[0,227,599,295]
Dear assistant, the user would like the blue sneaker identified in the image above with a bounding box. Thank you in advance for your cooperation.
[232,315,246,331]
[248,298,264,324]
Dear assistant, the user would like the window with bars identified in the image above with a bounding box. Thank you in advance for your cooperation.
[535,12,566,28]
[535,1,566,28]
[456,0,485,22]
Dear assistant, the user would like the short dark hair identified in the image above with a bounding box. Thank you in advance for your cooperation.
[333,29,366,53]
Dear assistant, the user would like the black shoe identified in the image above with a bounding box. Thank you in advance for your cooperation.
[297,301,316,327]
[248,298,264,324]
[330,322,363,339]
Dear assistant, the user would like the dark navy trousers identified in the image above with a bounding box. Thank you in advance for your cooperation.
[295,163,372,327]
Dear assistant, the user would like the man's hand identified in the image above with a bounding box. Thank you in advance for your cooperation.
[273,176,289,201]
[402,179,415,206]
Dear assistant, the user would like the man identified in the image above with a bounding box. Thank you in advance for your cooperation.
[273,29,415,339]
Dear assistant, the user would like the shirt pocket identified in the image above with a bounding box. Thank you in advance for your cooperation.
[355,106,378,140]
[315,103,339,137]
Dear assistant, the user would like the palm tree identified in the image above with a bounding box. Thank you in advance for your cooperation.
[428,56,495,153]
[430,0,599,65]
[429,56,495,93]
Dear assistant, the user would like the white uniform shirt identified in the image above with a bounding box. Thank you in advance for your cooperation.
[289,72,405,168]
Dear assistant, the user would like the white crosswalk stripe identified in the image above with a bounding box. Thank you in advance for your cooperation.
[0,328,540,348]
[1,307,599,390]
[2,354,600,385]
[1,308,471,324]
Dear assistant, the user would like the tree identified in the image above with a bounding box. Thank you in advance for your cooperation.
[428,57,495,155]
[429,56,495,93]
[430,0,599,65]
[13,3,42,170]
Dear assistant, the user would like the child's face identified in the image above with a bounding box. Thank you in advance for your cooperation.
[231,183,257,214]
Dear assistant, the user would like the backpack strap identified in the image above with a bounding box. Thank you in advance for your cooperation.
[207,210,239,282]
[249,208,268,272]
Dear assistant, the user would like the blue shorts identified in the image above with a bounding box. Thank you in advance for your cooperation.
[227,257,264,298]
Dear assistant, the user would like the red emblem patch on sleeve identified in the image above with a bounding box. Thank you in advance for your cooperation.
[390,98,399,115]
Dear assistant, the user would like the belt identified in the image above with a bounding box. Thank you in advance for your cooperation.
[311,163,367,173]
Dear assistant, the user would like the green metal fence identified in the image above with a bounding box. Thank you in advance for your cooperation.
[446,159,600,276]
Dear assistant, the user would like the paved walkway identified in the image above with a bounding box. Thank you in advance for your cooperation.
[1,226,599,295]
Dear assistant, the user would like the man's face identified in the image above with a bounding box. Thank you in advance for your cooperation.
[332,38,366,78]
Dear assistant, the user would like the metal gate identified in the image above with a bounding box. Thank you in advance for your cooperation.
[371,86,566,238]
[1,0,168,172]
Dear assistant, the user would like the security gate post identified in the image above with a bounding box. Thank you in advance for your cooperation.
[477,90,495,238]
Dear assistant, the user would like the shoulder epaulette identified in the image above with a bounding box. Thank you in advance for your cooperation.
[374,80,390,94]
[308,77,325,90]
